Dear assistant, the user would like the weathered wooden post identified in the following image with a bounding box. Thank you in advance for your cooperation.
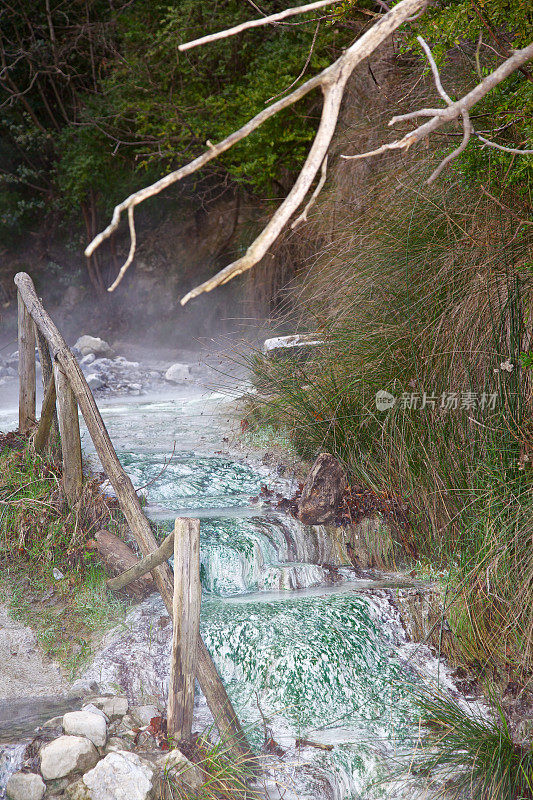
[53,363,83,504]
[17,292,35,432]
[35,328,59,446]
[34,376,57,453]
[168,517,201,742]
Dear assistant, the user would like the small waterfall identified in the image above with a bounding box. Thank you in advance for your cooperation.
[0,743,27,800]
[1,394,469,799]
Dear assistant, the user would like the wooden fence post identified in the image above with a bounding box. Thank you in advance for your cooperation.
[168,518,201,742]
[17,291,35,433]
[14,272,251,759]
[53,363,83,504]
[36,328,59,445]
[34,375,57,453]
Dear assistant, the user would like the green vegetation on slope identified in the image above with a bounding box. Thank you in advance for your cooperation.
[0,435,127,676]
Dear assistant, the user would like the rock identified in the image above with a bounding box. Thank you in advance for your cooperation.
[80,354,96,367]
[40,736,99,780]
[86,374,105,391]
[90,696,128,720]
[63,711,107,747]
[94,531,155,599]
[68,751,153,800]
[297,453,348,525]
[74,336,114,358]
[6,772,46,800]
[157,749,207,792]
[164,363,190,384]
[43,716,64,728]
[129,704,160,727]
[263,334,323,359]
[81,703,109,723]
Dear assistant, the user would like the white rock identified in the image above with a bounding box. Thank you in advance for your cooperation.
[157,749,206,791]
[164,363,190,384]
[129,704,160,727]
[6,772,46,800]
[91,696,128,720]
[80,354,96,366]
[81,751,153,800]
[63,711,107,747]
[263,334,323,357]
[86,374,104,390]
[81,703,109,722]
[74,336,114,358]
[40,735,99,780]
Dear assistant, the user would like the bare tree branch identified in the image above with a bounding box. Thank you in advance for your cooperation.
[86,0,427,298]
[291,154,328,228]
[475,133,533,155]
[177,1,342,52]
[341,40,533,184]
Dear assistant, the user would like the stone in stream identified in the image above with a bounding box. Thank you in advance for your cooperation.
[6,771,46,800]
[164,363,190,384]
[86,374,105,391]
[65,751,153,800]
[40,735,99,780]
[88,696,128,720]
[297,452,348,525]
[74,336,114,358]
[63,711,107,747]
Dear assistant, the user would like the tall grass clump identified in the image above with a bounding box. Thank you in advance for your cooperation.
[404,689,533,800]
[243,169,533,674]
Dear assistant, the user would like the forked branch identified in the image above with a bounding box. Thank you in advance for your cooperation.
[85,0,427,300]
[341,38,533,183]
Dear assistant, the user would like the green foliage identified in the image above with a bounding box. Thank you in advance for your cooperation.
[412,0,533,198]
[242,175,533,672]
[0,439,127,675]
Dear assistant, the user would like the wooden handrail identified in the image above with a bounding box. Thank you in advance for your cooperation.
[14,271,250,757]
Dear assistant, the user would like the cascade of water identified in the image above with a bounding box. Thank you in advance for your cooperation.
[72,395,467,798]
[0,744,28,800]
[0,393,468,799]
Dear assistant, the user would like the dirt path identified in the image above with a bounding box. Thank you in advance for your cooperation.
[0,604,66,700]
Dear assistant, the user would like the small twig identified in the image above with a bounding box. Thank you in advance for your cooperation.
[267,19,321,103]
[341,41,533,184]
[291,154,328,228]
[428,108,471,184]
[416,35,452,105]
[134,440,176,493]
[474,133,533,155]
[107,205,136,292]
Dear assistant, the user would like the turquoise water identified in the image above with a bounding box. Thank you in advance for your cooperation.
[73,393,453,799]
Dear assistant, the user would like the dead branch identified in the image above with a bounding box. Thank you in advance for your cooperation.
[341,38,533,184]
[291,154,328,228]
[85,0,426,300]
[178,1,342,52]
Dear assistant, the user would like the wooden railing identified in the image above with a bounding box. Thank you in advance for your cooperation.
[15,271,249,753]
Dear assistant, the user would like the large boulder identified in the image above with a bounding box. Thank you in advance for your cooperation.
[63,711,107,747]
[164,363,190,384]
[74,336,114,359]
[297,453,348,525]
[86,696,128,721]
[40,735,99,780]
[6,772,46,800]
[66,751,153,800]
